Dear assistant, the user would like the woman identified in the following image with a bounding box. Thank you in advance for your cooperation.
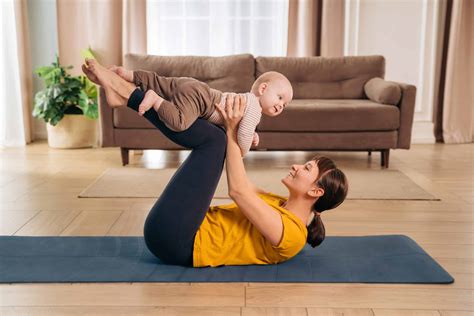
[82,59,349,267]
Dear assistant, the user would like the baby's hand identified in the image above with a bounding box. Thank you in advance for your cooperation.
[109,65,134,82]
[251,132,259,148]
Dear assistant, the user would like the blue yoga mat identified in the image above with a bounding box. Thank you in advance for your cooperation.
[0,235,454,284]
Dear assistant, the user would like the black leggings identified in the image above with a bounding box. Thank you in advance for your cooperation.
[127,88,227,266]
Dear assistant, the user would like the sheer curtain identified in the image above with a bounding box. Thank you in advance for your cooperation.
[147,0,289,56]
[0,0,32,147]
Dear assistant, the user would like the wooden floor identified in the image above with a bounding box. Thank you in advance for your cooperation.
[0,141,472,316]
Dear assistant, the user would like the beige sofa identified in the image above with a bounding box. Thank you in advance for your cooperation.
[99,54,416,168]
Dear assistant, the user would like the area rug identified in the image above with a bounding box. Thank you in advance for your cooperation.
[79,167,438,200]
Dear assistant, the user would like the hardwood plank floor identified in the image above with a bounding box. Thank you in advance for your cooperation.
[0,141,473,314]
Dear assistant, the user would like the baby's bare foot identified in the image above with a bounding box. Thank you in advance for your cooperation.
[84,59,137,107]
[138,90,164,116]
[110,66,134,82]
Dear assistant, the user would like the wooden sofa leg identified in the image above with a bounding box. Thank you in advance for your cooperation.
[381,149,390,168]
[368,150,372,156]
[121,148,129,166]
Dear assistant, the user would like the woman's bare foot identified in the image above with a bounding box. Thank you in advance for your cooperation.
[82,63,124,107]
[82,65,127,108]
[81,64,100,85]
[82,64,125,85]
[83,58,137,107]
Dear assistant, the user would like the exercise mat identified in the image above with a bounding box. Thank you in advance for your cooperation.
[0,235,453,283]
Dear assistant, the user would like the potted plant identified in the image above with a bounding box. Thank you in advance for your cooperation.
[32,55,98,148]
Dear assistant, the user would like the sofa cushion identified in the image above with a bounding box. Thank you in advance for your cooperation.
[256,55,385,99]
[364,77,402,105]
[115,99,400,131]
[256,99,400,132]
[124,53,255,93]
[256,131,398,150]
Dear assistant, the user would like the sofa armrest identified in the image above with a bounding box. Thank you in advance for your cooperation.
[99,87,115,147]
[392,82,417,149]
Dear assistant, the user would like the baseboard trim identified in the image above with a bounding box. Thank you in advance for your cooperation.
[34,131,48,140]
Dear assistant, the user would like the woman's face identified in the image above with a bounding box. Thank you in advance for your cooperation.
[281,160,320,196]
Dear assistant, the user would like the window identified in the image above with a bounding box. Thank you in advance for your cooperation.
[147,0,289,57]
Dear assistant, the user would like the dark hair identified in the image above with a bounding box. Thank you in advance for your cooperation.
[306,156,348,248]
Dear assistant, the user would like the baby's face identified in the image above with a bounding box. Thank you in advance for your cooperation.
[259,80,293,117]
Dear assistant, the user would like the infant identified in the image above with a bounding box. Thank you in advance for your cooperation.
[113,67,293,156]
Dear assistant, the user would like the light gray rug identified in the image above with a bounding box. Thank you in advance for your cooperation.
[79,167,438,200]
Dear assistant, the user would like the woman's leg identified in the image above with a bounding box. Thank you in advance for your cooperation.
[83,59,225,266]
[128,89,227,266]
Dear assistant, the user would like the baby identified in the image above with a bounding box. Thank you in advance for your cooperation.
[109,65,293,156]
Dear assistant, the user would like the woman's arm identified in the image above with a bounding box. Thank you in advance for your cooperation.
[215,96,283,247]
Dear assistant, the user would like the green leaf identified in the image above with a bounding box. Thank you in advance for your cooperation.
[35,66,54,77]
[81,47,96,60]
[85,102,98,119]
[51,85,62,99]
[82,76,98,98]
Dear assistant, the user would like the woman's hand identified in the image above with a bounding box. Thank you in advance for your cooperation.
[215,94,247,133]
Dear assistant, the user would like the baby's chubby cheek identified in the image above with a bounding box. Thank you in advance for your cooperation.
[264,109,274,116]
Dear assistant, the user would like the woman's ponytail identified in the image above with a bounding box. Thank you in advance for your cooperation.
[307,212,325,248]
[306,157,348,248]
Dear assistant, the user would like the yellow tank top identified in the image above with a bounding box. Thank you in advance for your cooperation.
[193,192,308,267]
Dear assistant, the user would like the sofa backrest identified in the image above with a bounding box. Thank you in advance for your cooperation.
[124,54,385,99]
[124,53,255,93]
[256,55,385,99]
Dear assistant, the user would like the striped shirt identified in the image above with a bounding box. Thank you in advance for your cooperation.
[207,92,262,156]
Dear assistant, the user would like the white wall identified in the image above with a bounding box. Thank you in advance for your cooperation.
[345,0,447,144]
[27,0,58,140]
[28,0,446,143]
